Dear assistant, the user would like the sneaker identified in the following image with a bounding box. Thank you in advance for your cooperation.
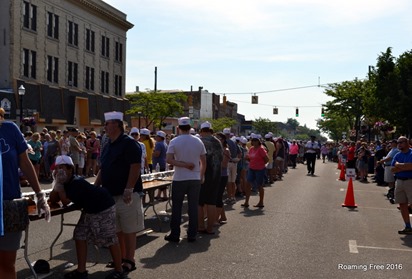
[105,270,126,279]
[64,270,88,279]
[398,228,412,235]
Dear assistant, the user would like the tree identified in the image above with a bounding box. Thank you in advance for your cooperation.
[252,117,278,135]
[286,118,299,132]
[126,91,186,129]
[201,117,237,133]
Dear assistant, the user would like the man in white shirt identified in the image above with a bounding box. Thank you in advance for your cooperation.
[305,135,320,176]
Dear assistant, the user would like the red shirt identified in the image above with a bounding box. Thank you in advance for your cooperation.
[348,146,355,160]
[248,145,267,170]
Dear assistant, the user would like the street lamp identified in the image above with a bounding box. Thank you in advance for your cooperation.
[18,85,25,130]
[137,111,142,128]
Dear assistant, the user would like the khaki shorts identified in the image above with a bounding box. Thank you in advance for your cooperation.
[227,162,238,183]
[114,192,145,233]
[395,179,412,204]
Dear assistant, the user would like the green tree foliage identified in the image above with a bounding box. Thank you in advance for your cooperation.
[286,118,299,132]
[201,117,237,134]
[317,108,350,141]
[126,91,186,129]
[253,117,278,135]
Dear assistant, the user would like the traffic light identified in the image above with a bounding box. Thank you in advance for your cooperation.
[295,108,299,117]
[273,107,278,114]
[321,107,325,117]
[251,95,258,104]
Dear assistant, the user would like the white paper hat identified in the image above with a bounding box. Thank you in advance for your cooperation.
[200,121,212,129]
[129,127,139,135]
[140,128,150,136]
[189,128,196,134]
[156,131,166,138]
[55,155,74,166]
[104,111,123,121]
[223,128,231,134]
[178,117,190,126]
[240,137,248,144]
[265,133,272,139]
[250,133,259,139]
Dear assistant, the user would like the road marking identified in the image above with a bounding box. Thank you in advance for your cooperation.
[349,240,359,253]
[349,240,412,253]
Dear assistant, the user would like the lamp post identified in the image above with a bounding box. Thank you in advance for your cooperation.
[18,85,25,131]
[137,111,142,128]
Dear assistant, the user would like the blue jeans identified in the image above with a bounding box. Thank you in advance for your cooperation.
[170,180,201,238]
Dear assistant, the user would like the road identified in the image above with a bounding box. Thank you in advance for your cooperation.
[16,160,412,279]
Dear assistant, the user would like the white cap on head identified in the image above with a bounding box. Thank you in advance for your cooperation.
[140,128,150,136]
[55,155,74,166]
[104,111,123,121]
[129,127,139,135]
[240,137,248,144]
[223,128,231,134]
[251,134,259,139]
[156,131,166,138]
[265,134,272,139]
[178,117,190,126]
[189,128,196,134]
[200,121,212,129]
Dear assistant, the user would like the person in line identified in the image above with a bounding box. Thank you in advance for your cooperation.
[320,143,329,163]
[0,108,50,279]
[264,134,275,183]
[356,143,370,182]
[289,140,299,169]
[69,128,82,175]
[94,111,144,273]
[27,132,43,178]
[390,136,412,235]
[274,137,285,180]
[198,122,222,234]
[223,128,240,204]
[164,117,206,243]
[305,135,320,176]
[129,128,147,178]
[85,131,100,177]
[153,131,168,201]
[379,140,399,203]
[50,155,125,279]
[59,130,70,156]
[139,128,155,173]
[216,132,230,224]
[245,135,269,208]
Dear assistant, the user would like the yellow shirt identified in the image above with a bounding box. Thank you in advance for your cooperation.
[142,138,155,164]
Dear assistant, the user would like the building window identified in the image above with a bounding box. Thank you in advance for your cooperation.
[85,66,95,90]
[86,28,95,52]
[47,12,59,39]
[68,61,78,87]
[22,48,36,79]
[101,35,110,58]
[101,71,109,93]
[68,21,78,46]
[114,75,122,96]
[23,1,37,31]
[115,42,123,62]
[47,55,58,83]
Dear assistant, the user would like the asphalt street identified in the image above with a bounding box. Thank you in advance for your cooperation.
[16,160,412,279]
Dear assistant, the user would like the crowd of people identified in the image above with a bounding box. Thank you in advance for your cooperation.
[2,106,412,279]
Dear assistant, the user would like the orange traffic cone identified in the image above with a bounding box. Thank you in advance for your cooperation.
[339,164,346,181]
[342,178,357,208]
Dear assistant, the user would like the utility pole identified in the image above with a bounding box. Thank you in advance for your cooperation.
[154,66,157,92]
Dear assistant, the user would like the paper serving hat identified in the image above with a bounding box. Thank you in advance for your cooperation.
[104,111,123,121]
[223,128,231,134]
[55,155,74,166]
[156,131,166,138]
[200,121,212,129]
[140,128,150,136]
[129,127,139,135]
[178,117,191,126]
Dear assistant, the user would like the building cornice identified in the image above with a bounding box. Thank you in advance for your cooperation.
[68,0,134,31]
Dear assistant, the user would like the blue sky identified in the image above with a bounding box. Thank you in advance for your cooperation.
[104,0,412,129]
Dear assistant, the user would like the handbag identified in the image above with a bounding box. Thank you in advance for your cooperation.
[2,198,29,232]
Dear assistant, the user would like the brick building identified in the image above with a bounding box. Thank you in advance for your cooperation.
[0,0,133,132]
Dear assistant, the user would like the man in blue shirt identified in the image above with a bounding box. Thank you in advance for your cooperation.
[391,136,412,235]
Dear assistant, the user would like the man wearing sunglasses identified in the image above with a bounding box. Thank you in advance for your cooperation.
[391,136,412,234]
